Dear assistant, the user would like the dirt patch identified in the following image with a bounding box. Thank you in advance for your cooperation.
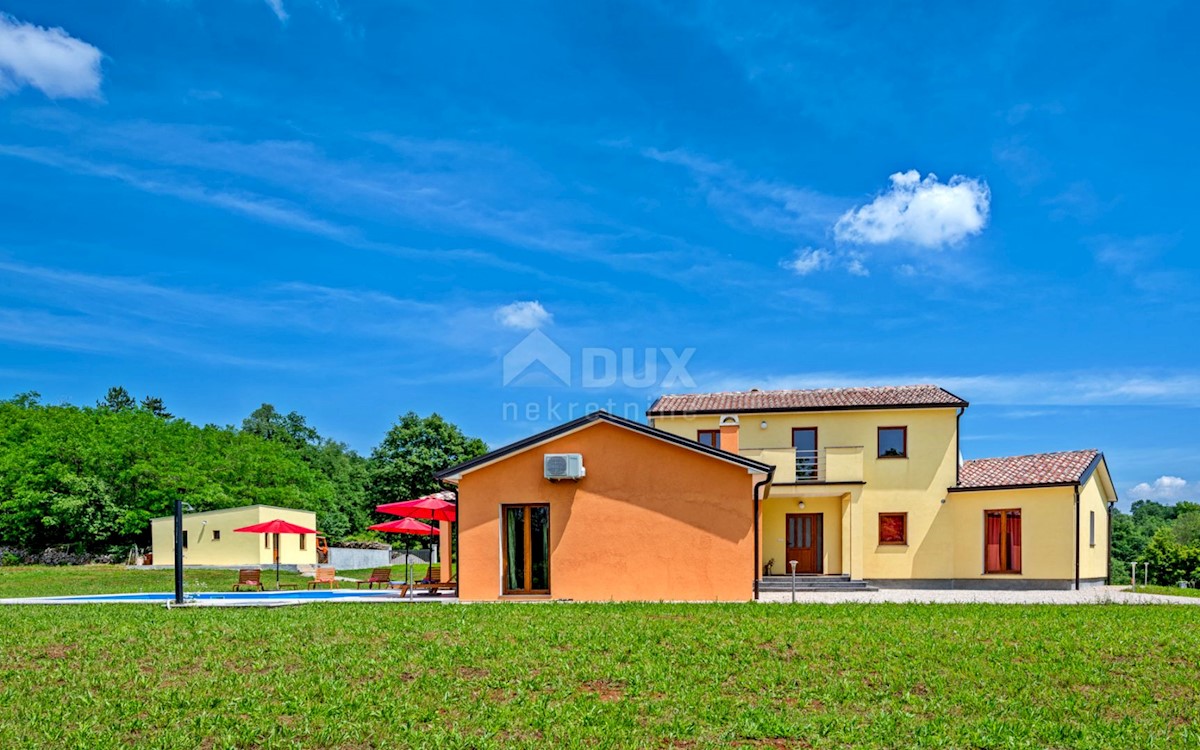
[733,739,812,749]
[40,644,77,660]
[457,666,489,680]
[580,679,625,701]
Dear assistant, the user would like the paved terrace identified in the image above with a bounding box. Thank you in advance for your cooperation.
[757,585,1200,605]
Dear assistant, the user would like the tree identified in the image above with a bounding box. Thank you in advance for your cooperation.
[140,396,173,419]
[242,404,318,448]
[98,386,136,412]
[368,412,487,507]
[1173,511,1200,547]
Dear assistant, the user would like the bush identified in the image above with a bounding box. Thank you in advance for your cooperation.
[1141,529,1200,586]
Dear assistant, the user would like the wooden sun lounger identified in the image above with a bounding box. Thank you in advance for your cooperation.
[355,567,392,589]
[232,569,264,591]
[308,567,337,589]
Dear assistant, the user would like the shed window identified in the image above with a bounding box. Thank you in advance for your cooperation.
[984,510,1021,574]
[212,530,221,541]
[264,534,271,549]
[697,430,720,449]
[1089,511,1096,547]
[879,513,907,545]
[299,534,307,551]
[182,530,188,549]
[878,426,907,458]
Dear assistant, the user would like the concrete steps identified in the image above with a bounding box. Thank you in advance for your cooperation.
[758,575,877,593]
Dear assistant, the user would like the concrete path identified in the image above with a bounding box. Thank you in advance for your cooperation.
[757,585,1200,605]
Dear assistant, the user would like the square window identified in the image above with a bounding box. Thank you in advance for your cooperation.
[697,429,720,449]
[879,513,907,545]
[878,427,907,458]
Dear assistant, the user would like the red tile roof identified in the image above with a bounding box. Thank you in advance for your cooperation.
[647,384,968,416]
[956,450,1101,490]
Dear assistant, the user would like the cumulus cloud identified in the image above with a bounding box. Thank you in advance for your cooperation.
[495,301,552,330]
[781,247,831,276]
[0,13,103,100]
[834,170,990,249]
[1129,476,1191,502]
[264,0,289,22]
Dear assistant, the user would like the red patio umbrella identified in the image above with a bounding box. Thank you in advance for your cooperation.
[234,519,318,588]
[375,491,457,522]
[368,517,439,587]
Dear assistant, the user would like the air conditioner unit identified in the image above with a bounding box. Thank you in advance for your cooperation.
[544,453,585,480]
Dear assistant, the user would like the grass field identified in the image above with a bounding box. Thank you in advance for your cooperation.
[2,568,1199,748]
[1126,584,1200,599]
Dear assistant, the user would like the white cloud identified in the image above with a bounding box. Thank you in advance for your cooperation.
[0,13,102,100]
[845,254,869,277]
[781,247,831,276]
[264,0,289,22]
[495,301,552,330]
[834,170,990,249]
[1129,476,1191,502]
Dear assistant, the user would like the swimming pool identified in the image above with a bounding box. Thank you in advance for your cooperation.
[0,589,441,606]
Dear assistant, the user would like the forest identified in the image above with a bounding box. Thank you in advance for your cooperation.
[0,388,487,559]
[1112,499,1200,586]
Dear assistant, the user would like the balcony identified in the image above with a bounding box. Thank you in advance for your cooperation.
[739,446,864,484]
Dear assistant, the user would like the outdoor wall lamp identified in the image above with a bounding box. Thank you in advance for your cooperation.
[797,500,806,509]
[760,420,768,429]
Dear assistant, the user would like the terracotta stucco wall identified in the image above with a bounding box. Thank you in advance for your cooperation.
[455,421,761,601]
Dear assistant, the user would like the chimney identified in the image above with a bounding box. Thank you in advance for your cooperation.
[718,415,740,454]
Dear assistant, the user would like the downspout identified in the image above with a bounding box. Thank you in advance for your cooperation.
[955,408,964,486]
[1073,485,1081,591]
[753,468,775,601]
[1106,500,1115,585]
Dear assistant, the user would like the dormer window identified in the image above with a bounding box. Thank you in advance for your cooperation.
[878,426,907,458]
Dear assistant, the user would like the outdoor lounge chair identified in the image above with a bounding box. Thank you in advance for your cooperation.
[354,567,392,589]
[412,571,457,595]
[233,569,264,591]
[308,567,337,589]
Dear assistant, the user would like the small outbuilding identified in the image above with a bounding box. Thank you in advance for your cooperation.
[149,504,319,568]
[437,411,773,602]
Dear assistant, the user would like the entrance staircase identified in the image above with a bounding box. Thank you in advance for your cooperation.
[757,574,877,593]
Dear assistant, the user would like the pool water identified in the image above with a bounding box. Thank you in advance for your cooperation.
[7,589,412,605]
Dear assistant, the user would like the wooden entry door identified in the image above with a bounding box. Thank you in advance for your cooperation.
[786,513,823,574]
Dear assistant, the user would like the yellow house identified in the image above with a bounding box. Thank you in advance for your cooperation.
[149,504,318,568]
[649,384,1118,591]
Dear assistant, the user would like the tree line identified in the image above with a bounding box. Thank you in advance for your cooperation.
[0,388,487,555]
[1112,500,1200,585]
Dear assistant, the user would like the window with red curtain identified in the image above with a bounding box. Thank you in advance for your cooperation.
[985,509,1021,573]
[879,513,907,545]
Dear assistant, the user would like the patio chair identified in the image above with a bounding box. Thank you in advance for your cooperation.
[418,564,441,584]
[354,567,392,589]
[308,567,337,589]
[233,569,264,591]
[412,570,457,595]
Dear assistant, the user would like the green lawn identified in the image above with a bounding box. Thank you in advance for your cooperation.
[1126,584,1200,599]
[1,569,1198,748]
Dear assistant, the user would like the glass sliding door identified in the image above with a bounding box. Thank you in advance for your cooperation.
[503,504,550,594]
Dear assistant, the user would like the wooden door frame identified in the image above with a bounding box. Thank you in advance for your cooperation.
[785,512,824,574]
[502,503,551,595]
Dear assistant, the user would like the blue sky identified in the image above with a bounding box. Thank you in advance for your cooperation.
[0,1,1197,507]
